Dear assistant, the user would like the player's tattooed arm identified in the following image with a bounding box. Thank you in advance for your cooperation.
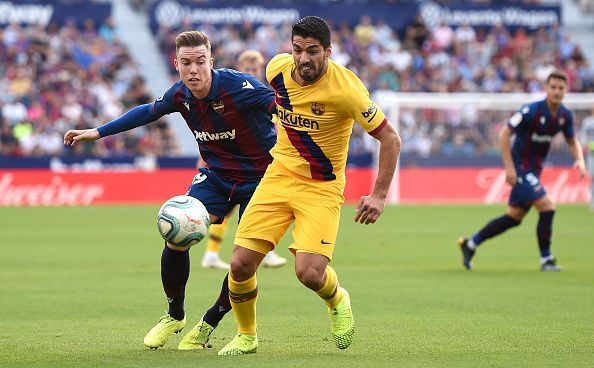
[355,121,401,225]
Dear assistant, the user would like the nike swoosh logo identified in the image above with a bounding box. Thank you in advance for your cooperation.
[321,240,331,245]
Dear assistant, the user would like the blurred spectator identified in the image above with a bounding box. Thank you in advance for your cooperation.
[0,20,178,157]
[156,12,594,95]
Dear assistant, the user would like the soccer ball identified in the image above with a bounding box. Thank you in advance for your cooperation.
[157,195,210,247]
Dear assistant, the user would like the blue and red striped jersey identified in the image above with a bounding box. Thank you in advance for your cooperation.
[507,99,574,176]
[154,69,277,181]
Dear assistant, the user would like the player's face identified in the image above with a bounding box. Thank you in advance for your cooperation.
[239,60,264,81]
[175,45,213,98]
[545,78,567,106]
[291,36,331,85]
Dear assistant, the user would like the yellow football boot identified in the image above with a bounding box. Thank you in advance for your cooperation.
[217,334,258,356]
[178,319,215,350]
[143,314,186,349]
[328,287,355,349]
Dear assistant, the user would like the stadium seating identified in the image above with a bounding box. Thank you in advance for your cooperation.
[153,12,593,164]
[0,20,178,157]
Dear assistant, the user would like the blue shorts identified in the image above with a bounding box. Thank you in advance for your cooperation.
[508,171,546,211]
[185,168,260,223]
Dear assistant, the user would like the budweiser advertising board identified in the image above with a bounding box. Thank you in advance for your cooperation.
[0,168,589,206]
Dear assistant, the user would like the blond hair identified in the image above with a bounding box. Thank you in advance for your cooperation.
[238,50,264,66]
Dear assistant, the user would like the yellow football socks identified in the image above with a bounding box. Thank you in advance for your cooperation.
[228,273,258,336]
[206,218,229,253]
[316,266,344,308]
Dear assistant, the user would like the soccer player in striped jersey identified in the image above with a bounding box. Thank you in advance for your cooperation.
[218,16,401,356]
[64,31,277,350]
[459,71,587,271]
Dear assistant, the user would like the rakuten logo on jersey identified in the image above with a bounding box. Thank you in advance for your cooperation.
[193,129,236,142]
[531,133,554,143]
[277,107,320,130]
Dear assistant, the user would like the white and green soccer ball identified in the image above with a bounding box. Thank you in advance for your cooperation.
[157,195,210,247]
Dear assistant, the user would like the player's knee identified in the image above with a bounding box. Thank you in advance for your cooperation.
[229,256,256,281]
[166,242,190,252]
[505,207,525,223]
[295,267,325,291]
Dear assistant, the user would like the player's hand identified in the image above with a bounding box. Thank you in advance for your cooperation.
[574,159,587,178]
[63,128,100,146]
[505,167,517,186]
[354,194,385,225]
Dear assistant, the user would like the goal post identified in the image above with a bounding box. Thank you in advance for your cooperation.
[371,91,594,205]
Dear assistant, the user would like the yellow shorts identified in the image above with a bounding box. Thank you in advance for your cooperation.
[235,161,345,260]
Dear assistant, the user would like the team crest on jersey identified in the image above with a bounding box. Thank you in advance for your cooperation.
[559,117,565,126]
[311,102,325,116]
[211,100,225,114]
[540,116,546,125]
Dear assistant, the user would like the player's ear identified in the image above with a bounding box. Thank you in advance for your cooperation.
[174,58,179,71]
[209,58,214,68]
[325,45,332,58]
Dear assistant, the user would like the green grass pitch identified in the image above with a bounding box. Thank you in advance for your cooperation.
[1,205,593,367]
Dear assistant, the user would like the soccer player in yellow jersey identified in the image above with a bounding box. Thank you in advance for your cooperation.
[201,49,287,269]
[218,16,401,356]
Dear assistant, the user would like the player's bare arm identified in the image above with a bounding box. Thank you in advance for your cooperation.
[566,136,587,177]
[355,121,401,225]
[63,128,100,146]
[499,125,516,186]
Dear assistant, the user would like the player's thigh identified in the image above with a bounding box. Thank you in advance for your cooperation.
[187,169,236,223]
[235,169,294,252]
[533,194,556,212]
[289,182,343,261]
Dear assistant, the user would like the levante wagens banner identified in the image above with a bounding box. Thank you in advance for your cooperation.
[148,0,560,32]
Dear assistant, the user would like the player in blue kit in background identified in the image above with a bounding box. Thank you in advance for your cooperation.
[63,31,276,349]
[458,71,587,271]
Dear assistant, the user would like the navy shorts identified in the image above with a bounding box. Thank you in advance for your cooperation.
[508,171,546,210]
[185,168,260,223]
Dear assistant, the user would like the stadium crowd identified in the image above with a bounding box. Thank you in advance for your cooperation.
[156,12,593,162]
[0,19,178,158]
[2,3,593,162]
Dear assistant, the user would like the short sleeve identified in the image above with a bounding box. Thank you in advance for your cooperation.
[508,105,530,132]
[349,83,387,135]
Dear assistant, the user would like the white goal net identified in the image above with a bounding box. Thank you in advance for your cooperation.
[371,92,594,204]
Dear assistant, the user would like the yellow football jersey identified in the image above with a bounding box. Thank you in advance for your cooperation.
[266,53,387,181]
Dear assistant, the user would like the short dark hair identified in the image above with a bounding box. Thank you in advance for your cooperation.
[175,31,211,54]
[546,70,568,84]
[291,16,331,48]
